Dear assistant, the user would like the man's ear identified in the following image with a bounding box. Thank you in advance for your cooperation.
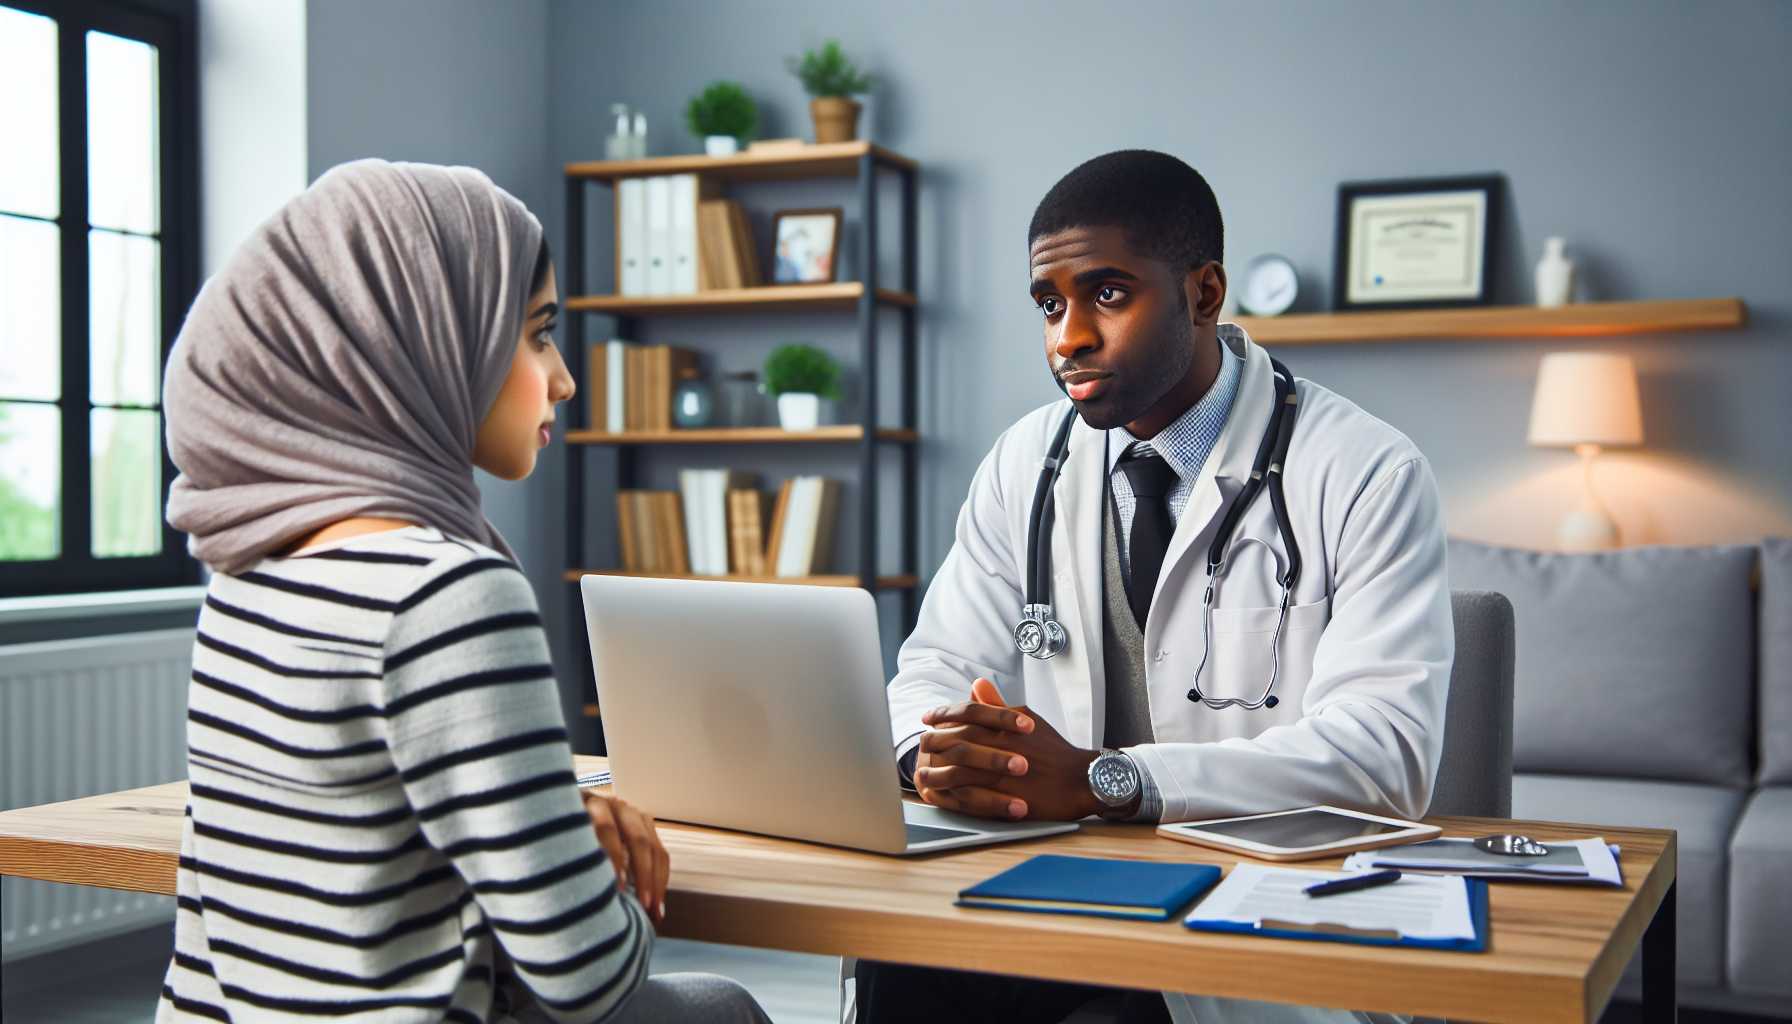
[1183,261,1227,324]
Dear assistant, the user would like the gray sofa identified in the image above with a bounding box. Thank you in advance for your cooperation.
[1449,537,1792,1018]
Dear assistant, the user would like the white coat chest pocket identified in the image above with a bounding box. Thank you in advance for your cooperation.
[1196,535,1328,708]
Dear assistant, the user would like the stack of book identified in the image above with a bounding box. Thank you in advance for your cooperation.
[679,469,759,576]
[615,174,761,296]
[696,199,762,290]
[612,475,840,580]
[767,476,841,577]
[587,341,699,433]
[616,490,688,574]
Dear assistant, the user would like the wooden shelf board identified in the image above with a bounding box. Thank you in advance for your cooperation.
[566,282,914,315]
[565,426,916,446]
[565,141,916,182]
[1234,297,1745,345]
[565,570,919,590]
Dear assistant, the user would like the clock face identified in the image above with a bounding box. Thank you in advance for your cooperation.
[1242,255,1299,316]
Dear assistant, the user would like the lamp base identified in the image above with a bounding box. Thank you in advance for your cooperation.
[1557,444,1621,552]
[1556,507,1619,552]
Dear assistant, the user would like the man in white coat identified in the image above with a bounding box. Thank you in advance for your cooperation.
[854,151,1454,1023]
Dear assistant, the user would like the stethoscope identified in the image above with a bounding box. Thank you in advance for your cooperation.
[1012,357,1303,711]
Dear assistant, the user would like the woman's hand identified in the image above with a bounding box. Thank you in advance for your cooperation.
[580,790,668,923]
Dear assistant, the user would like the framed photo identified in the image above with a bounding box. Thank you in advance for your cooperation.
[1333,175,1503,311]
[771,208,843,284]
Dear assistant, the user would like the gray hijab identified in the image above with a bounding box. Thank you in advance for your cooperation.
[164,159,543,574]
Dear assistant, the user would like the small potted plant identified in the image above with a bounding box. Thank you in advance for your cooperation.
[763,343,842,430]
[685,80,757,156]
[787,40,872,144]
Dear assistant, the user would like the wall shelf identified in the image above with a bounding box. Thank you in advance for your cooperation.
[1234,297,1746,345]
[565,141,917,183]
[566,426,917,446]
[566,282,914,316]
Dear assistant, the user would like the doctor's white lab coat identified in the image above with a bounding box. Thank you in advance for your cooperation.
[887,326,1453,1024]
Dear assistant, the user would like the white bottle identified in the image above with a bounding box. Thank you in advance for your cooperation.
[605,104,631,161]
[630,111,648,160]
[1535,236,1574,308]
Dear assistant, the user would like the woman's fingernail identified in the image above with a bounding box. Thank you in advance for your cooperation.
[1009,756,1027,774]
[1017,715,1034,732]
[1009,800,1026,818]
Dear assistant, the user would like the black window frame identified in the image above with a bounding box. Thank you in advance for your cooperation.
[1,0,201,598]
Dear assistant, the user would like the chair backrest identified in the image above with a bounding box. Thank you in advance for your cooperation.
[1427,590,1515,818]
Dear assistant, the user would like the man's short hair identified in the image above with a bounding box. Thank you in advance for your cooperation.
[1028,150,1224,271]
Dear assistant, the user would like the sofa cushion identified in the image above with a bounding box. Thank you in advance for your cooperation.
[1729,787,1792,996]
[1760,539,1792,784]
[1449,540,1755,785]
[1512,773,1745,990]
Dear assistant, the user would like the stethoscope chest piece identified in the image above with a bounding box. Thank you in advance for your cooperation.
[1474,833,1550,857]
[1015,604,1068,660]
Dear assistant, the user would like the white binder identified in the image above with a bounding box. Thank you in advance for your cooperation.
[644,176,673,295]
[617,178,647,296]
[669,174,700,294]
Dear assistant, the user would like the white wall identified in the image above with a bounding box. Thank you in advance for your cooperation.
[198,0,307,278]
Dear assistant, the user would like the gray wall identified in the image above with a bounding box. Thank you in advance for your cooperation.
[305,0,581,727]
[300,1,1790,741]
[549,0,1792,572]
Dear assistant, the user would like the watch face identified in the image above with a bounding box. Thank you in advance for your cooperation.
[1242,255,1298,316]
[1091,753,1137,804]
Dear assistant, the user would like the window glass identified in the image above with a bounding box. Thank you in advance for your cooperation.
[86,30,159,235]
[0,6,59,219]
[91,407,161,558]
[88,229,160,406]
[0,401,61,561]
[0,215,61,401]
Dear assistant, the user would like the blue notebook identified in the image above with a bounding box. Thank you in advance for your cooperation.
[957,854,1223,922]
[1184,876,1491,952]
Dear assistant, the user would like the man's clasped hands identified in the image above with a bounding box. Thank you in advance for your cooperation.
[913,677,1108,822]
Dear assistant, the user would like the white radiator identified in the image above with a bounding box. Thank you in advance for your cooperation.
[1,628,192,961]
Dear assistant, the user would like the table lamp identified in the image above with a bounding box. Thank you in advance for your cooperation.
[1527,352,1643,551]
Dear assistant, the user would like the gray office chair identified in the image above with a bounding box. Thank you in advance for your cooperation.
[1427,590,1515,818]
[839,590,1517,1023]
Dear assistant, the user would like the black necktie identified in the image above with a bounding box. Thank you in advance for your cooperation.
[1119,442,1179,630]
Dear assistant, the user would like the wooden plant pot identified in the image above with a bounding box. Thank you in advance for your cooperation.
[809,97,862,144]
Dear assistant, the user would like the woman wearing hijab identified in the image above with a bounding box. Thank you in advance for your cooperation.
[157,160,769,1023]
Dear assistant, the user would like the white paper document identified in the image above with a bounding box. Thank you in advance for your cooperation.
[1186,862,1477,941]
[1342,836,1622,887]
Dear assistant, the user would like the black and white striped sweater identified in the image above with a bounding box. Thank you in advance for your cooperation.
[157,526,648,1023]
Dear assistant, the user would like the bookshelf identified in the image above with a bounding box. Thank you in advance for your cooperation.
[562,142,921,737]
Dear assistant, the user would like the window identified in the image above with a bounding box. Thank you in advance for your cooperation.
[0,0,198,597]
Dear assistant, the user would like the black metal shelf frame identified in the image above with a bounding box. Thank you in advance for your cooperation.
[562,150,920,748]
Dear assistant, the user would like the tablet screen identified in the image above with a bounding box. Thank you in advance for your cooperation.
[1191,809,1408,848]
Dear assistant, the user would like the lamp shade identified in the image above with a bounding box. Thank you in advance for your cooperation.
[1527,352,1644,448]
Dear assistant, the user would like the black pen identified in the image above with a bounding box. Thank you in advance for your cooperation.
[1304,869,1402,898]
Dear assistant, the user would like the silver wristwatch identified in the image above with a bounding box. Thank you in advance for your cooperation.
[1087,748,1141,809]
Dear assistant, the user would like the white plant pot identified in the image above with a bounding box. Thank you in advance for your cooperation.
[704,135,739,156]
[777,392,821,431]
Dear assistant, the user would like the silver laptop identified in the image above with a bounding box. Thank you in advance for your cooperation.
[580,575,1078,855]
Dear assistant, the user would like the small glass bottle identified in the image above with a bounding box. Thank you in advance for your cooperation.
[630,111,648,159]
[605,103,631,161]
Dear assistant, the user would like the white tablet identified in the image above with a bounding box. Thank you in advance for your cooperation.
[1155,805,1440,862]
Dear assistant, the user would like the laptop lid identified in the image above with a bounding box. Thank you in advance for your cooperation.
[580,575,910,853]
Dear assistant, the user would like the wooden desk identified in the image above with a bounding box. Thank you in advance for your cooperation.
[0,756,1677,1024]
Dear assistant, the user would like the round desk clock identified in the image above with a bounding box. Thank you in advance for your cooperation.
[1240,254,1299,316]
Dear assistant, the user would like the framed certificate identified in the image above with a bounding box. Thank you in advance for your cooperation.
[1333,175,1503,310]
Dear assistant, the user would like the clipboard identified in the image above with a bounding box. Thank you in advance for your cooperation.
[1184,877,1490,952]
